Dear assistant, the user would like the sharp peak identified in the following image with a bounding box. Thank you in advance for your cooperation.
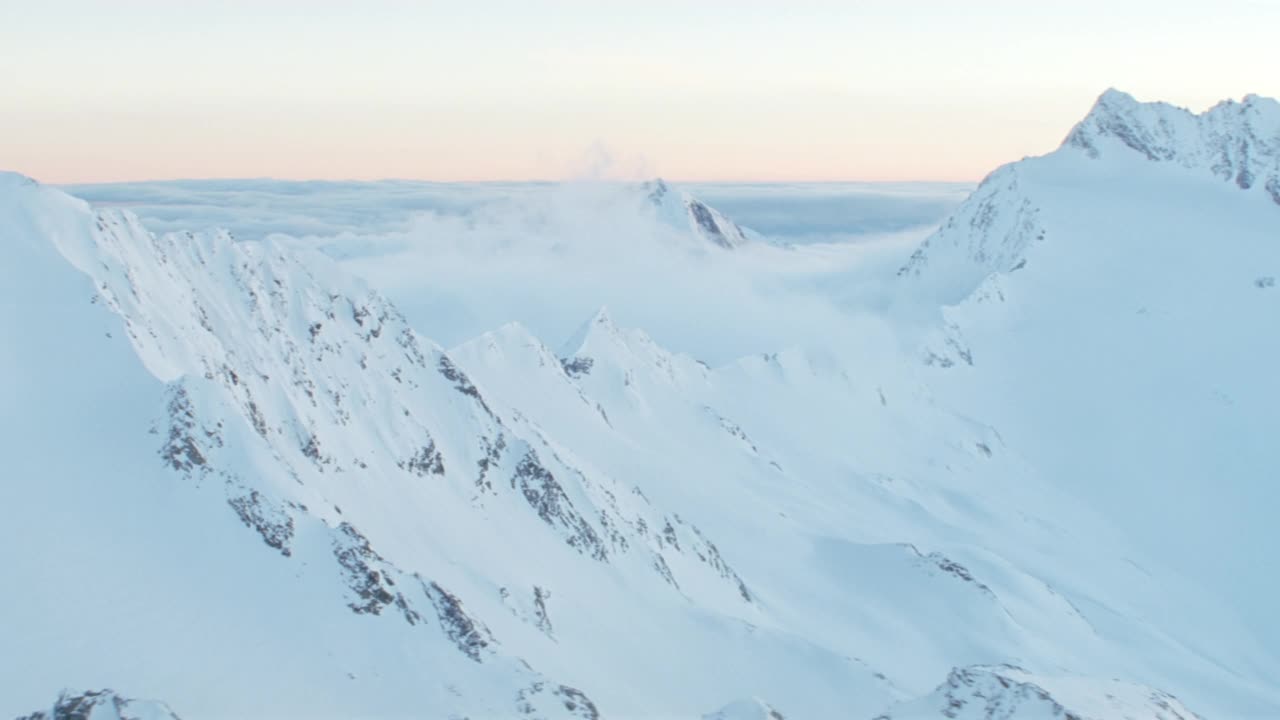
[558,305,618,358]
[1095,87,1139,105]
[589,305,616,327]
[1060,88,1280,167]
[1087,87,1192,112]
[1072,87,1191,129]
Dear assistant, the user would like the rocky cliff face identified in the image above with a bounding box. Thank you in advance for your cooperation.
[1066,89,1280,204]
[16,691,182,720]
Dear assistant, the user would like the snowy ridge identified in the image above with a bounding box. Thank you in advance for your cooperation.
[1066,89,1280,203]
[0,172,753,718]
[899,89,1280,303]
[897,163,1045,302]
[645,178,766,249]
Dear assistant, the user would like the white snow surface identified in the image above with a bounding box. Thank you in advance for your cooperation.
[3,89,1279,719]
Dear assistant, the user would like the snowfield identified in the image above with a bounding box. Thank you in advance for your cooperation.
[2,89,1278,719]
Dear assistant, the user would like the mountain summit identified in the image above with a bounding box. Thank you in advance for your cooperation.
[1066,88,1280,201]
[644,178,765,249]
[899,89,1280,302]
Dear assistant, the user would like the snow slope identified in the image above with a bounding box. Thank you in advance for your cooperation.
[4,89,1280,719]
[906,91,1280,674]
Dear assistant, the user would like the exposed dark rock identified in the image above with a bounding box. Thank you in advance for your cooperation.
[401,438,445,477]
[923,350,955,369]
[438,355,480,398]
[422,579,492,662]
[555,686,601,720]
[301,432,329,467]
[397,328,428,368]
[706,408,759,454]
[227,489,294,556]
[476,433,506,492]
[331,523,419,623]
[245,398,269,438]
[515,682,601,720]
[898,544,996,599]
[512,451,607,561]
[438,355,496,416]
[661,520,680,550]
[160,385,208,474]
[689,199,732,248]
[560,355,594,379]
[652,552,679,589]
[688,525,752,603]
[16,689,182,720]
[645,178,669,205]
[532,585,553,636]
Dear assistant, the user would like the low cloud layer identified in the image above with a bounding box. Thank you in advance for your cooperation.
[64,179,968,245]
[62,179,965,365]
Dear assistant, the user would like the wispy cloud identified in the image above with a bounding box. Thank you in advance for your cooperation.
[64,178,963,363]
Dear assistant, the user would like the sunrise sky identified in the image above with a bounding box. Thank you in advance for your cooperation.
[4,0,1278,183]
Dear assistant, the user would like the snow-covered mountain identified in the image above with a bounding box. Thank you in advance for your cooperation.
[4,89,1279,720]
[903,89,1280,709]
[899,88,1280,303]
[642,179,768,249]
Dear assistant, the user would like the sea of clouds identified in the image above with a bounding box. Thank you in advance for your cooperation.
[63,179,972,364]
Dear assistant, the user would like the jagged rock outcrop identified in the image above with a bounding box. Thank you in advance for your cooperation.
[16,690,182,720]
[1066,89,1280,203]
[900,89,1280,303]
[873,665,1204,720]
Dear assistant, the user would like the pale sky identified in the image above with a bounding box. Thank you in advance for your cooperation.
[3,0,1278,183]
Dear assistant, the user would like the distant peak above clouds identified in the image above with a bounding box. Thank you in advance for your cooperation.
[642,178,766,249]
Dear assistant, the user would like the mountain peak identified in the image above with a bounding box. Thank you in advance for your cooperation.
[902,88,1280,303]
[641,178,761,249]
[1064,89,1280,201]
[558,305,617,358]
[1095,86,1139,107]
[1063,88,1198,161]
